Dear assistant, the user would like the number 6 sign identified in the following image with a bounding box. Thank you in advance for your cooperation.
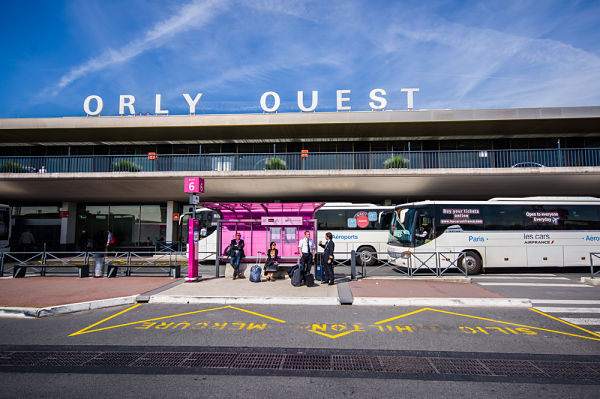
[184,177,204,193]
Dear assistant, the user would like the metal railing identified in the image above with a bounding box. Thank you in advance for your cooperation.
[0,250,189,277]
[357,250,468,278]
[1,148,599,173]
[590,252,600,278]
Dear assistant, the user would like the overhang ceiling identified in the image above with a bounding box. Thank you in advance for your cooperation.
[1,107,599,145]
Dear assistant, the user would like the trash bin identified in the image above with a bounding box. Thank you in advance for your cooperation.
[93,253,105,277]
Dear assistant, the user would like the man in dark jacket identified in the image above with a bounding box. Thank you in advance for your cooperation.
[230,233,245,280]
[319,232,335,285]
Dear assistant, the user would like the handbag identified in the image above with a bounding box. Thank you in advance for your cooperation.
[224,244,232,257]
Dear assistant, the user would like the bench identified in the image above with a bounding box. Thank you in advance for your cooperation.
[13,262,91,278]
[106,260,183,278]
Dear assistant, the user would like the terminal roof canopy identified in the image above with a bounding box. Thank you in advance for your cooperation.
[201,202,324,220]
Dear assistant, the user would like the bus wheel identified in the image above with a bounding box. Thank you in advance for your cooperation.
[458,251,482,275]
[357,246,377,266]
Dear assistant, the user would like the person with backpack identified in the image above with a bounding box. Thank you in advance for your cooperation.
[106,229,115,252]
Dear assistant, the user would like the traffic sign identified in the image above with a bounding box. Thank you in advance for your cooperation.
[184,177,204,193]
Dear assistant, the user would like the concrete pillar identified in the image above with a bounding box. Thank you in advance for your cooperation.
[166,201,179,245]
[60,202,77,247]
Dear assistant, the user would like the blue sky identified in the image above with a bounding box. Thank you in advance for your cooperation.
[1,0,600,117]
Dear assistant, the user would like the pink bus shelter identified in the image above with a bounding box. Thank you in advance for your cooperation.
[202,202,324,265]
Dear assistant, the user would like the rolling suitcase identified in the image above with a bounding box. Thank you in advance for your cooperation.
[291,266,303,287]
[315,264,323,281]
[249,264,262,282]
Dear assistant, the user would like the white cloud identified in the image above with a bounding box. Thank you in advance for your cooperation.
[47,0,228,96]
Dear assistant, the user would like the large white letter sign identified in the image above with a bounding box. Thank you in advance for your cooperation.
[336,90,351,111]
[119,95,136,115]
[260,91,280,112]
[183,93,203,114]
[401,88,419,110]
[83,95,103,116]
[369,89,387,110]
[155,94,169,115]
[297,90,318,112]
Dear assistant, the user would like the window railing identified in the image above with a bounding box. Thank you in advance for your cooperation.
[0,148,599,173]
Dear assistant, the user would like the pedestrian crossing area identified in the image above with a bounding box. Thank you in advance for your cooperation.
[472,273,600,336]
[473,273,593,288]
[531,299,600,336]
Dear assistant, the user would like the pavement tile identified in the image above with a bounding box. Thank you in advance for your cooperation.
[0,277,177,308]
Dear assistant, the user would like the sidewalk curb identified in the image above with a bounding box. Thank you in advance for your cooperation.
[149,295,339,306]
[351,297,532,308]
[0,296,137,318]
[361,276,472,283]
[581,277,600,286]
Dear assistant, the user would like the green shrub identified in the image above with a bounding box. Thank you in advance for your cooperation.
[112,160,142,172]
[264,157,287,170]
[0,161,32,173]
[384,155,409,169]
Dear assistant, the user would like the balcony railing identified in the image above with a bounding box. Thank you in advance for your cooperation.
[0,148,599,173]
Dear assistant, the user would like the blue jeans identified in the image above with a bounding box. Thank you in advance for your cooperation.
[231,255,242,276]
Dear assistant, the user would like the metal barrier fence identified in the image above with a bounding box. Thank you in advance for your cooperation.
[590,252,600,279]
[358,251,468,278]
[0,251,189,277]
[1,148,599,173]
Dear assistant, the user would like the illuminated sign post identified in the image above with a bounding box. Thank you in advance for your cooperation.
[185,177,204,282]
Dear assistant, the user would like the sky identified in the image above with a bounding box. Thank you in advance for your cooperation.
[1,0,600,118]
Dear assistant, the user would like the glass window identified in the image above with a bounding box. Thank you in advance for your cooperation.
[316,210,346,230]
[285,227,297,244]
[436,205,484,234]
[485,205,524,230]
[110,205,140,247]
[77,205,109,250]
[270,227,282,244]
[550,205,600,230]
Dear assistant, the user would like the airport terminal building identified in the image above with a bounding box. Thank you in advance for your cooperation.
[1,106,599,250]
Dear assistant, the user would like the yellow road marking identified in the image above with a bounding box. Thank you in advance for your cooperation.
[69,304,141,336]
[374,307,600,342]
[374,308,430,324]
[530,308,600,338]
[70,305,286,336]
[307,329,361,339]
[227,306,286,323]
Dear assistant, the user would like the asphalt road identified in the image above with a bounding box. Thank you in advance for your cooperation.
[1,269,599,398]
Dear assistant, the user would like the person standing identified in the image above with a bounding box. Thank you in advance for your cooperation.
[230,232,245,280]
[79,230,88,251]
[319,232,335,285]
[298,230,316,275]
[19,228,36,252]
[106,229,115,252]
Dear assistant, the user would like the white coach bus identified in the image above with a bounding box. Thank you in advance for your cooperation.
[316,203,395,265]
[387,197,600,274]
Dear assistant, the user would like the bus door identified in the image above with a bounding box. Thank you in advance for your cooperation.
[412,207,438,270]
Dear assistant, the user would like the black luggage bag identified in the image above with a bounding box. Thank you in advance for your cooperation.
[291,265,303,287]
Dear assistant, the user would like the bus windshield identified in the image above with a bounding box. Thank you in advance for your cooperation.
[389,208,416,245]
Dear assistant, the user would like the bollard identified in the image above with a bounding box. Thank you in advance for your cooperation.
[350,250,356,280]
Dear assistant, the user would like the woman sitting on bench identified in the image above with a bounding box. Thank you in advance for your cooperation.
[264,242,279,281]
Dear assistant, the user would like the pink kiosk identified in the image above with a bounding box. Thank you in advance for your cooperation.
[187,202,324,280]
